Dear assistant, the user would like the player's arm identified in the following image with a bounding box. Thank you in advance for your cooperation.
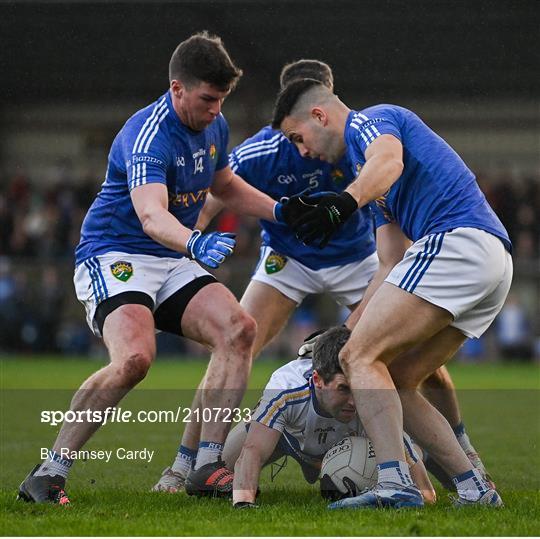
[211,165,277,221]
[194,193,225,231]
[345,221,411,329]
[131,183,235,268]
[344,134,404,208]
[131,183,193,252]
[232,421,282,505]
[290,134,404,248]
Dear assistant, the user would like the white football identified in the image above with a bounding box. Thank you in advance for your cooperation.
[319,435,377,499]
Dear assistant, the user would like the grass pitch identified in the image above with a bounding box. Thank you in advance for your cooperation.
[1,356,539,536]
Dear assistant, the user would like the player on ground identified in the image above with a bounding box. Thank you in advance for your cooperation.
[272,80,512,508]
[17,32,290,504]
[153,60,494,495]
[230,327,436,508]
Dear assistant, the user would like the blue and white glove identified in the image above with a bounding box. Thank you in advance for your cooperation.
[186,230,236,269]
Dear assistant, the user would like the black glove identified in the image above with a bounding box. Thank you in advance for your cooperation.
[274,194,318,228]
[320,474,359,501]
[294,192,357,248]
[320,474,343,501]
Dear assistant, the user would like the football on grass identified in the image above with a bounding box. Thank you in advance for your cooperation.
[319,435,377,500]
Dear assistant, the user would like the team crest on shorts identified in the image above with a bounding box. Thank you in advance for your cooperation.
[110,261,133,282]
[265,251,287,274]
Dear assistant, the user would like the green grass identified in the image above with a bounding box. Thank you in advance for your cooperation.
[1,356,539,536]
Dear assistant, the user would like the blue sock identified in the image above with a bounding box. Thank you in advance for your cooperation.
[453,469,489,501]
[377,460,414,487]
[172,445,197,476]
[453,421,466,437]
[194,441,223,470]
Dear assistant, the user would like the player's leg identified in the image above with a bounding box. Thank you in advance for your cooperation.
[240,280,298,358]
[331,231,510,509]
[340,282,455,463]
[329,286,459,510]
[388,327,470,472]
[389,326,502,502]
[19,303,156,503]
[421,366,495,488]
[177,282,256,495]
[296,252,377,358]
[422,367,460,426]
[154,255,304,491]
[222,422,249,469]
[19,253,162,504]
[54,304,156,452]
[330,251,379,316]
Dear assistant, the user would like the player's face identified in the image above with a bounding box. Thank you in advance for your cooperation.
[282,115,343,163]
[316,373,356,423]
[172,81,230,131]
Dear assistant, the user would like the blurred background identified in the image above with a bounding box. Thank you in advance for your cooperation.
[1,0,539,361]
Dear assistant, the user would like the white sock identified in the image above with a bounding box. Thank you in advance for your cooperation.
[193,441,223,470]
[171,445,197,476]
[377,460,414,487]
[454,422,475,453]
[453,469,490,501]
[34,450,72,479]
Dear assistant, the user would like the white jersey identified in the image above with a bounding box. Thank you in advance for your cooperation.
[253,358,418,469]
[254,358,363,467]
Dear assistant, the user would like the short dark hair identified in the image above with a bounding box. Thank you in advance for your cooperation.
[312,326,351,383]
[169,31,242,91]
[280,59,334,90]
[271,78,326,129]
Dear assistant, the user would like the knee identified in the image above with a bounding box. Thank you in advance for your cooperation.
[422,368,446,390]
[225,311,257,352]
[338,344,354,375]
[117,351,153,386]
[338,342,372,376]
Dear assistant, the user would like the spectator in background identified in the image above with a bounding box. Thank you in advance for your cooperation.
[0,257,27,351]
[495,294,532,360]
[1,167,539,358]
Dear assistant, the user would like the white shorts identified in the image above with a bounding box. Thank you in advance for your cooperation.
[251,246,379,306]
[74,251,213,337]
[385,228,513,338]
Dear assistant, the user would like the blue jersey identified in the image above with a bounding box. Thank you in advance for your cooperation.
[229,126,375,270]
[344,106,511,252]
[75,91,229,265]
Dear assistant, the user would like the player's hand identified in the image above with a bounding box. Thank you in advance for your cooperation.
[298,328,328,357]
[273,194,317,227]
[294,192,358,248]
[274,190,338,227]
[186,229,236,269]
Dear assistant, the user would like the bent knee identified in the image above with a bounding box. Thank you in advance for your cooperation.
[421,367,447,389]
[224,311,257,351]
[338,343,376,374]
[117,351,153,386]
